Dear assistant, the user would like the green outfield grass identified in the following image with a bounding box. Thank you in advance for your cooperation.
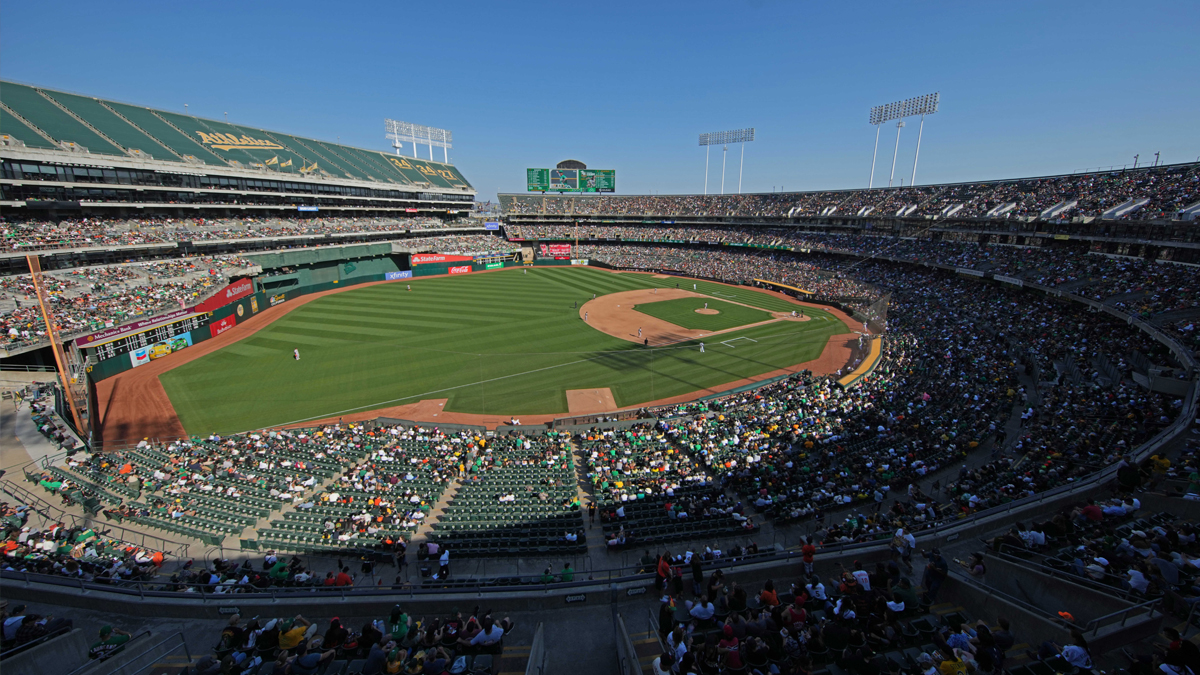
[159,267,850,435]
[632,297,773,331]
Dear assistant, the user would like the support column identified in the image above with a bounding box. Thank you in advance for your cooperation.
[869,124,881,188]
[888,121,904,188]
[910,114,926,187]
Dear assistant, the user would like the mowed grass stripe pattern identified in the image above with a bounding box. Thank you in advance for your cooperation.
[159,268,847,435]
[632,297,773,331]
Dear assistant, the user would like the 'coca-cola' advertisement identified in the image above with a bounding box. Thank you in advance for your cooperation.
[448,265,471,275]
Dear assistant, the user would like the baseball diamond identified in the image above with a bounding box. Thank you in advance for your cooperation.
[127,267,858,438]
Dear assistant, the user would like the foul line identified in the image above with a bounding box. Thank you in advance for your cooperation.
[720,337,758,348]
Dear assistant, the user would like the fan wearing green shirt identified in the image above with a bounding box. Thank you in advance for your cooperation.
[88,625,132,660]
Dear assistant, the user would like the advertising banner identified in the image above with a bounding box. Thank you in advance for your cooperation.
[412,253,475,265]
[129,347,151,368]
[484,262,505,270]
[484,222,500,230]
[540,243,572,257]
[269,293,287,307]
[196,279,255,313]
[448,265,471,275]
[385,270,413,280]
[570,259,588,265]
[956,267,986,278]
[129,331,193,368]
[994,275,1023,287]
[209,315,236,338]
[78,307,193,346]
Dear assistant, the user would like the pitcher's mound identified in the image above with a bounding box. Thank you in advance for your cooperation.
[567,387,617,414]
[694,308,720,315]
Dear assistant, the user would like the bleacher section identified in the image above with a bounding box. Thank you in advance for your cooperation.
[0,79,472,189]
[427,435,586,558]
[1,82,124,156]
[0,106,57,149]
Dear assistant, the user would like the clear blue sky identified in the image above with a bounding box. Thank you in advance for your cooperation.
[3,1,1197,201]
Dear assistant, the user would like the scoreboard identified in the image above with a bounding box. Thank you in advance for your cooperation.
[88,313,209,361]
[527,168,615,193]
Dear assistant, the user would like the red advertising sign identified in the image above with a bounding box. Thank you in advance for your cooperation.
[448,265,472,275]
[412,254,475,264]
[540,243,572,257]
[405,208,419,213]
[209,315,236,338]
[195,279,255,313]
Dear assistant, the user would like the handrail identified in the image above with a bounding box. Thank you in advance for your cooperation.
[525,622,545,675]
[0,364,58,373]
[615,613,640,675]
[112,632,191,675]
[0,623,73,660]
[62,629,156,675]
[1082,598,1161,637]
[988,548,1146,604]
[0,478,190,559]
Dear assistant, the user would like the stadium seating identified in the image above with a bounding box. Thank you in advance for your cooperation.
[1,82,124,156]
[502,161,1199,220]
[0,106,58,149]
[100,100,229,164]
[0,80,475,189]
[38,90,176,161]
[427,435,586,558]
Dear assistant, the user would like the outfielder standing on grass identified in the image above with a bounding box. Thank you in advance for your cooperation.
[293,349,300,361]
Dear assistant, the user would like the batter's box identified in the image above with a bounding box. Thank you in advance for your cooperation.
[720,336,758,348]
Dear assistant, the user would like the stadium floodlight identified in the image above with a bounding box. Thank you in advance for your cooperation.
[698,128,755,195]
[385,119,453,163]
[867,92,939,188]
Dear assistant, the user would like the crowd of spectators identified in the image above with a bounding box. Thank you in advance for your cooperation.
[503,162,1199,220]
[0,233,514,350]
[188,604,516,675]
[0,215,458,252]
[649,544,1022,675]
[574,245,881,303]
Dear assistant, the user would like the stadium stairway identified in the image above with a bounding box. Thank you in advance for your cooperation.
[627,626,664,675]
[403,476,463,567]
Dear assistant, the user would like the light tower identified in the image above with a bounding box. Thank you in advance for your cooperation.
[385,119,453,162]
[867,92,939,187]
[698,128,755,195]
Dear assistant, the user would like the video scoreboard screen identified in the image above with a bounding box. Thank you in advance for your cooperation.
[527,168,615,193]
[88,313,209,361]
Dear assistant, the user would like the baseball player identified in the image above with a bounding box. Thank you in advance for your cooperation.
[699,342,705,353]
[638,327,642,338]
[293,349,300,360]
[584,312,588,322]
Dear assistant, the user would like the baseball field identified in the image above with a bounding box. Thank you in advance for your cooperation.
[155,267,854,436]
